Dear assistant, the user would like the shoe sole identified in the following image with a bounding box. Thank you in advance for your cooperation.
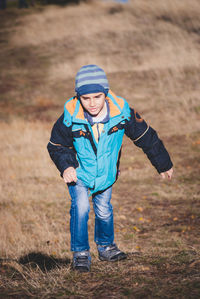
[99,253,127,262]
[73,266,90,272]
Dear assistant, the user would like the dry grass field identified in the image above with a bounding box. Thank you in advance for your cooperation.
[0,0,200,298]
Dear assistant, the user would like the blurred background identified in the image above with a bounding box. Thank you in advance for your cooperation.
[0,0,200,297]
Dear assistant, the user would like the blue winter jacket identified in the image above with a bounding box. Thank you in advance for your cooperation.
[47,90,173,194]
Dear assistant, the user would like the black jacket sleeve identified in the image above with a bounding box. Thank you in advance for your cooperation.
[47,113,79,176]
[124,108,173,173]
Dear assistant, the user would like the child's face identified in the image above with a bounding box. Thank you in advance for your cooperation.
[80,92,106,117]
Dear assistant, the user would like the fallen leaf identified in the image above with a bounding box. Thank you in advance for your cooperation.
[139,217,144,222]
[133,226,140,232]
[137,207,143,212]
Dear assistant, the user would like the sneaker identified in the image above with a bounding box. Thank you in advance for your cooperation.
[72,251,91,272]
[98,243,127,262]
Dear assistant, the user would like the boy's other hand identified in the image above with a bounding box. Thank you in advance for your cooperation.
[160,168,173,180]
[63,167,77,183]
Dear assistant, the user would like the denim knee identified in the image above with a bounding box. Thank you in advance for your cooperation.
[94,203,113,219]
[70,198,90,216]
[93,187,113,220]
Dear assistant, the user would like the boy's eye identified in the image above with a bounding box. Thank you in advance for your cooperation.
[95,95,102,99]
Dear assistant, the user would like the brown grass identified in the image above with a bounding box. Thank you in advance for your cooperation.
[0,0,200,298]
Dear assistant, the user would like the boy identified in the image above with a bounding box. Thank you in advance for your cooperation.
[47,64,173,272]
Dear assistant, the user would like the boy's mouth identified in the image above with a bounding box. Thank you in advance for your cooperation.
[89,108,98,113]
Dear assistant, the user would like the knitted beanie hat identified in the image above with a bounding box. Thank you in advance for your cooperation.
[75,64,109,97]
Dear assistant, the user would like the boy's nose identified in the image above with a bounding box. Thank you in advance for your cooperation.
[90,98,95,106]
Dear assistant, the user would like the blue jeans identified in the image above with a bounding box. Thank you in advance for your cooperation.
[68,179,114,252]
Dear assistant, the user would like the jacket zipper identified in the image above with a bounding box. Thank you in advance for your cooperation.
[97,123,100,142]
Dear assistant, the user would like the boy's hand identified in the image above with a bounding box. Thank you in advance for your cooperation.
[160,168,173,180]
[63,167,77,183]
